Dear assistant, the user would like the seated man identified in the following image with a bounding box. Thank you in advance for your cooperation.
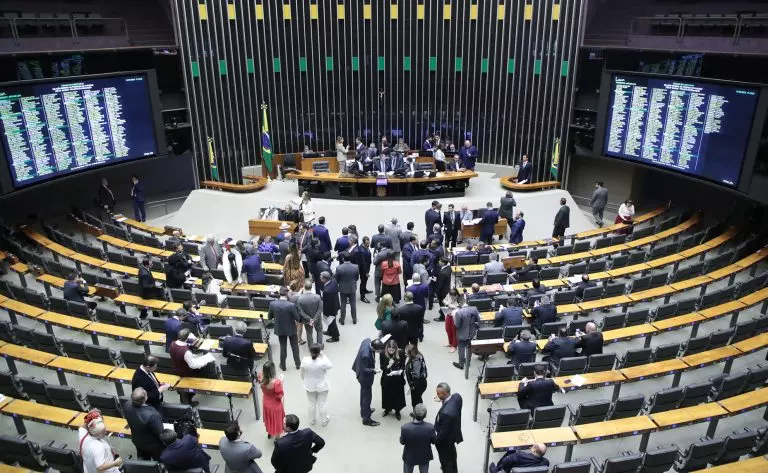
[540,328,576,366]
[484,253,505,282]
[511,258,541,282]
[574,274,596,299]
[221,321,258,372]
[530,294,557,333]
[494,298,523,327]
[465,283,488,301]
[475,241,493,255]
[505,330,537,365]
[169,329,216,405]
[63,272,97,310]
[517,365,562,410]
[159,429,211,473]
[490,443,549,473]
[523,278,548,306]
[576,321,603,356]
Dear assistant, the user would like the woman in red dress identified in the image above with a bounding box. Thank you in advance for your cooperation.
[258,361,285,439]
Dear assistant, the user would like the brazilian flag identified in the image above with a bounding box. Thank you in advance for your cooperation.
[207,137,219,181]
[261,104,273,175]
[550,137,560,179]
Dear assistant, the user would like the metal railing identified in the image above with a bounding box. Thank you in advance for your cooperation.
[145,195,188,216]
[3,16,129,46]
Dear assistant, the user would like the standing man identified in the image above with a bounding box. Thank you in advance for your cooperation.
[131,355,170,411]
[320,272,340,343]
[350,235,372,303]
[590,181,609,227]
[268,287,302,371]
[402,236,417,286]
[400,403,436,473]
[384,217,403,259]
[443,204,461,249]
[459,140,478,171]
[97,177,116,214]
[333,227,350,254]
[517,155,533,184]
[373,248,391,302]
[453,304,480,370]
[313,217,332,253]
[398,291,426,346]
[400,222,416,250]
[123,387,165,461]
[199,235,222,271]
[352,338,385,426]
[271,415,325,473]
[552,197,570,240]
[434,382,463,473]
[425,201,442,236]
[499,191,517,236]
[295,281,323,346]
[130,174,145,222]
[433,257,453,322]
[371,224,394,252]
[335,254,360,325]
[219,421,264,473]
[221,322,258,371]
[509,211,526,245]
[479,202,500,245]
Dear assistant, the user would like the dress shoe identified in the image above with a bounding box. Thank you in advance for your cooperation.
[295,364,301,370]
[353,320,357,324]
[326,337,339,343]
[279,364,287,371]
[422,318,431,324]
[339,319,345,325]
[361,297,371,303]
[452,362,464,370]
[382,410,390,417]
[434,316,445,322]
[375,296,381,302]
[362,420,381,427]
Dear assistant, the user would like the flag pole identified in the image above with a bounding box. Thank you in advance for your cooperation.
[261,102,273,182]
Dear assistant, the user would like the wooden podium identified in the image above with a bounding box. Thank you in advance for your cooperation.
[461,218,508,239]
[248,219,293,237]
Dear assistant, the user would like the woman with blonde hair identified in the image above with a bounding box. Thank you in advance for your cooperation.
[335,136,350,174]
[375,294,395,332]
[298,191,315,223]
[379,339,406,420]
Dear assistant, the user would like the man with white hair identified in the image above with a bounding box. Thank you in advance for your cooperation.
[199,234,222,271]
[384,217,402,259]
[406,273,430,313]
[221,321,258,371]
[484,253,505,278]
[78,414,123,473]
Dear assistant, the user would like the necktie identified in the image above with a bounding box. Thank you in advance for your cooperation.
[451,212,455,222]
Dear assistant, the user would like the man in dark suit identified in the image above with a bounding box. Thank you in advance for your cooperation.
[433,258,453,322]
[313,217,332,253]
[516,155,533,184]
[459,140,478,170]
[512,258,540,283]
[400,403,436,473]
[434,382,463,473]
[371,224,394,252]
[399,291,426,345]
[381,313,409,349]
[498,191,516,235]
[530,294,558,332]
[399,222,416,250]
[123,387,165,460]
[159,428,211,473]
[494,298,524,327]
[425,201,442,236]
[373,154,390,174]
[575,274,596,299]
[335,253,360,324]
[442,204,462,249]
[350,236,372,302]
[268,287,302,371]
[271,414,325,473]
[221,322,258,371]
[406,274,430,317]
[352,338,385,426]
[540,328,577,365]
[509,211,526,245]
[63,272,96,310]
[138,258,161,319]
[576,322,604,356]
[506,330,537,366]
[131,174,146,222]
[517,365,562,410]
[131,356,170,412]
[402,235,417,285]
[333,227,350,253]
[552,197,570,240]
[490,444,549,472]
[320,272,340,343]
[523,277,547,302]
[479,202,500,245]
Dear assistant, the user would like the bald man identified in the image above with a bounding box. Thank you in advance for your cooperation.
[576,321,603,356]
[489,443,549,472]
[123,387,165,460]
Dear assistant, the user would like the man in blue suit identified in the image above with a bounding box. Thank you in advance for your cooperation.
[517,155,533,184]
[509,211,526,244]
[400,403,436,473]
[434,383,463,473]
[159,429,211,473]
[479,202,500,245]
[459,140,478,170]
[271,414,325,473]
[351,337,385,426]
[334,227,350,253]
[131,174,146,222]
[312,217,332,253]
[424,201,442,236]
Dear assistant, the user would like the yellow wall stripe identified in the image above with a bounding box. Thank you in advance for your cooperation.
[443,4,452,20]
[363,3,372,19]
[524,3,533,20]
[337,4,345,19]
[198,3,208,21]
[469,4,478,20]
[310,3,318,19]
[497,4,505,20]
[552,3,561,20]
[227,3,236,20]
[255,4,264,20]
[283,4,292,19]
[391,4,398,19]
[416,4,425,20]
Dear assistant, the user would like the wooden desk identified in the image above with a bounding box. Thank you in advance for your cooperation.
[578,295,631,312]
[574,416,657,442]
[490,427,576,451]
[669,275,713,291]
[217,308,269,321]
[174,378,253,397]
[126,242,172,258]
[697,300,748,320]
[625,235,661,249]
[499,178,562,192]
[620,359,689,382]
[681,345,740,369]
[733,332,768,355]
[115,293,169,310]
[38,311,92,330]
[231,283,273,294]
[47,356,115,380]
[739,287,768,307]
[735,247,768,268]
[606,263,651,278]
[0,300,46,325]
[137,331,166,346]
[198,339,269,355]
[703,228,738,248]
[589,244,630,258]
[1,398,80,429]
[645,254,684,269]
[112,215,167,235]
[602,324,657,343]
[717,387,768,415]
[0,464,33,473]
[461,219,508,240]
[85,322,144,341]
[651,403,728,430]
[67,253,107,268]
[707,264,743,281]
[36,273,97,296]
[107,367,179,386]
[69,412,131,436]
[197,428,225,449]
[247,219,295,237]
[0,343,58,367]
[651,313,705,331]
[692,456,768,473]
[627,286,676,302]
[479,371,625,399]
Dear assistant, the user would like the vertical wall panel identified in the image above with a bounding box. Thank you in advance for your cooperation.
[174,0,584,183]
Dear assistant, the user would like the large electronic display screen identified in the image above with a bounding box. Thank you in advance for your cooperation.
[0,72,159,189]
[602,73,760,187]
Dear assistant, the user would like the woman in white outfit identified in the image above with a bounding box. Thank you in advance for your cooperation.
[201,271,226,305]
[300,343,332,426]
[299,191,315,224]
[335,136,349,174]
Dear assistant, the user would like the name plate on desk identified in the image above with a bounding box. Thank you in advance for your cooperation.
[376,178,388,186]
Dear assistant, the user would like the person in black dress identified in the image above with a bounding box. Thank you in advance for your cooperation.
[380,339,407,420]
[405,343,428,410]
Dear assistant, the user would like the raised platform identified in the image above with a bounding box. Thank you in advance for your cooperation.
[200,177,268,193]
[500,176,561,191]
[285,170,477,200]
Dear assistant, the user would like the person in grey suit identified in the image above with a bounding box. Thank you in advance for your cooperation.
[552,198,570,240]
[590,181,609,227]
[296,279,323,346]
[452,305,480,370]
[335,253,360,324]
[268,287,302,371]
[219,421,263,473]
[499,191,517,236]
[384,218,403,259]
[123,387,164,460]
[199,235,222,271]
[373,248,391,300]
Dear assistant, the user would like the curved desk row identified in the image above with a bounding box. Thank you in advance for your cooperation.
[201,177,268,193]
[499,177,561,191]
